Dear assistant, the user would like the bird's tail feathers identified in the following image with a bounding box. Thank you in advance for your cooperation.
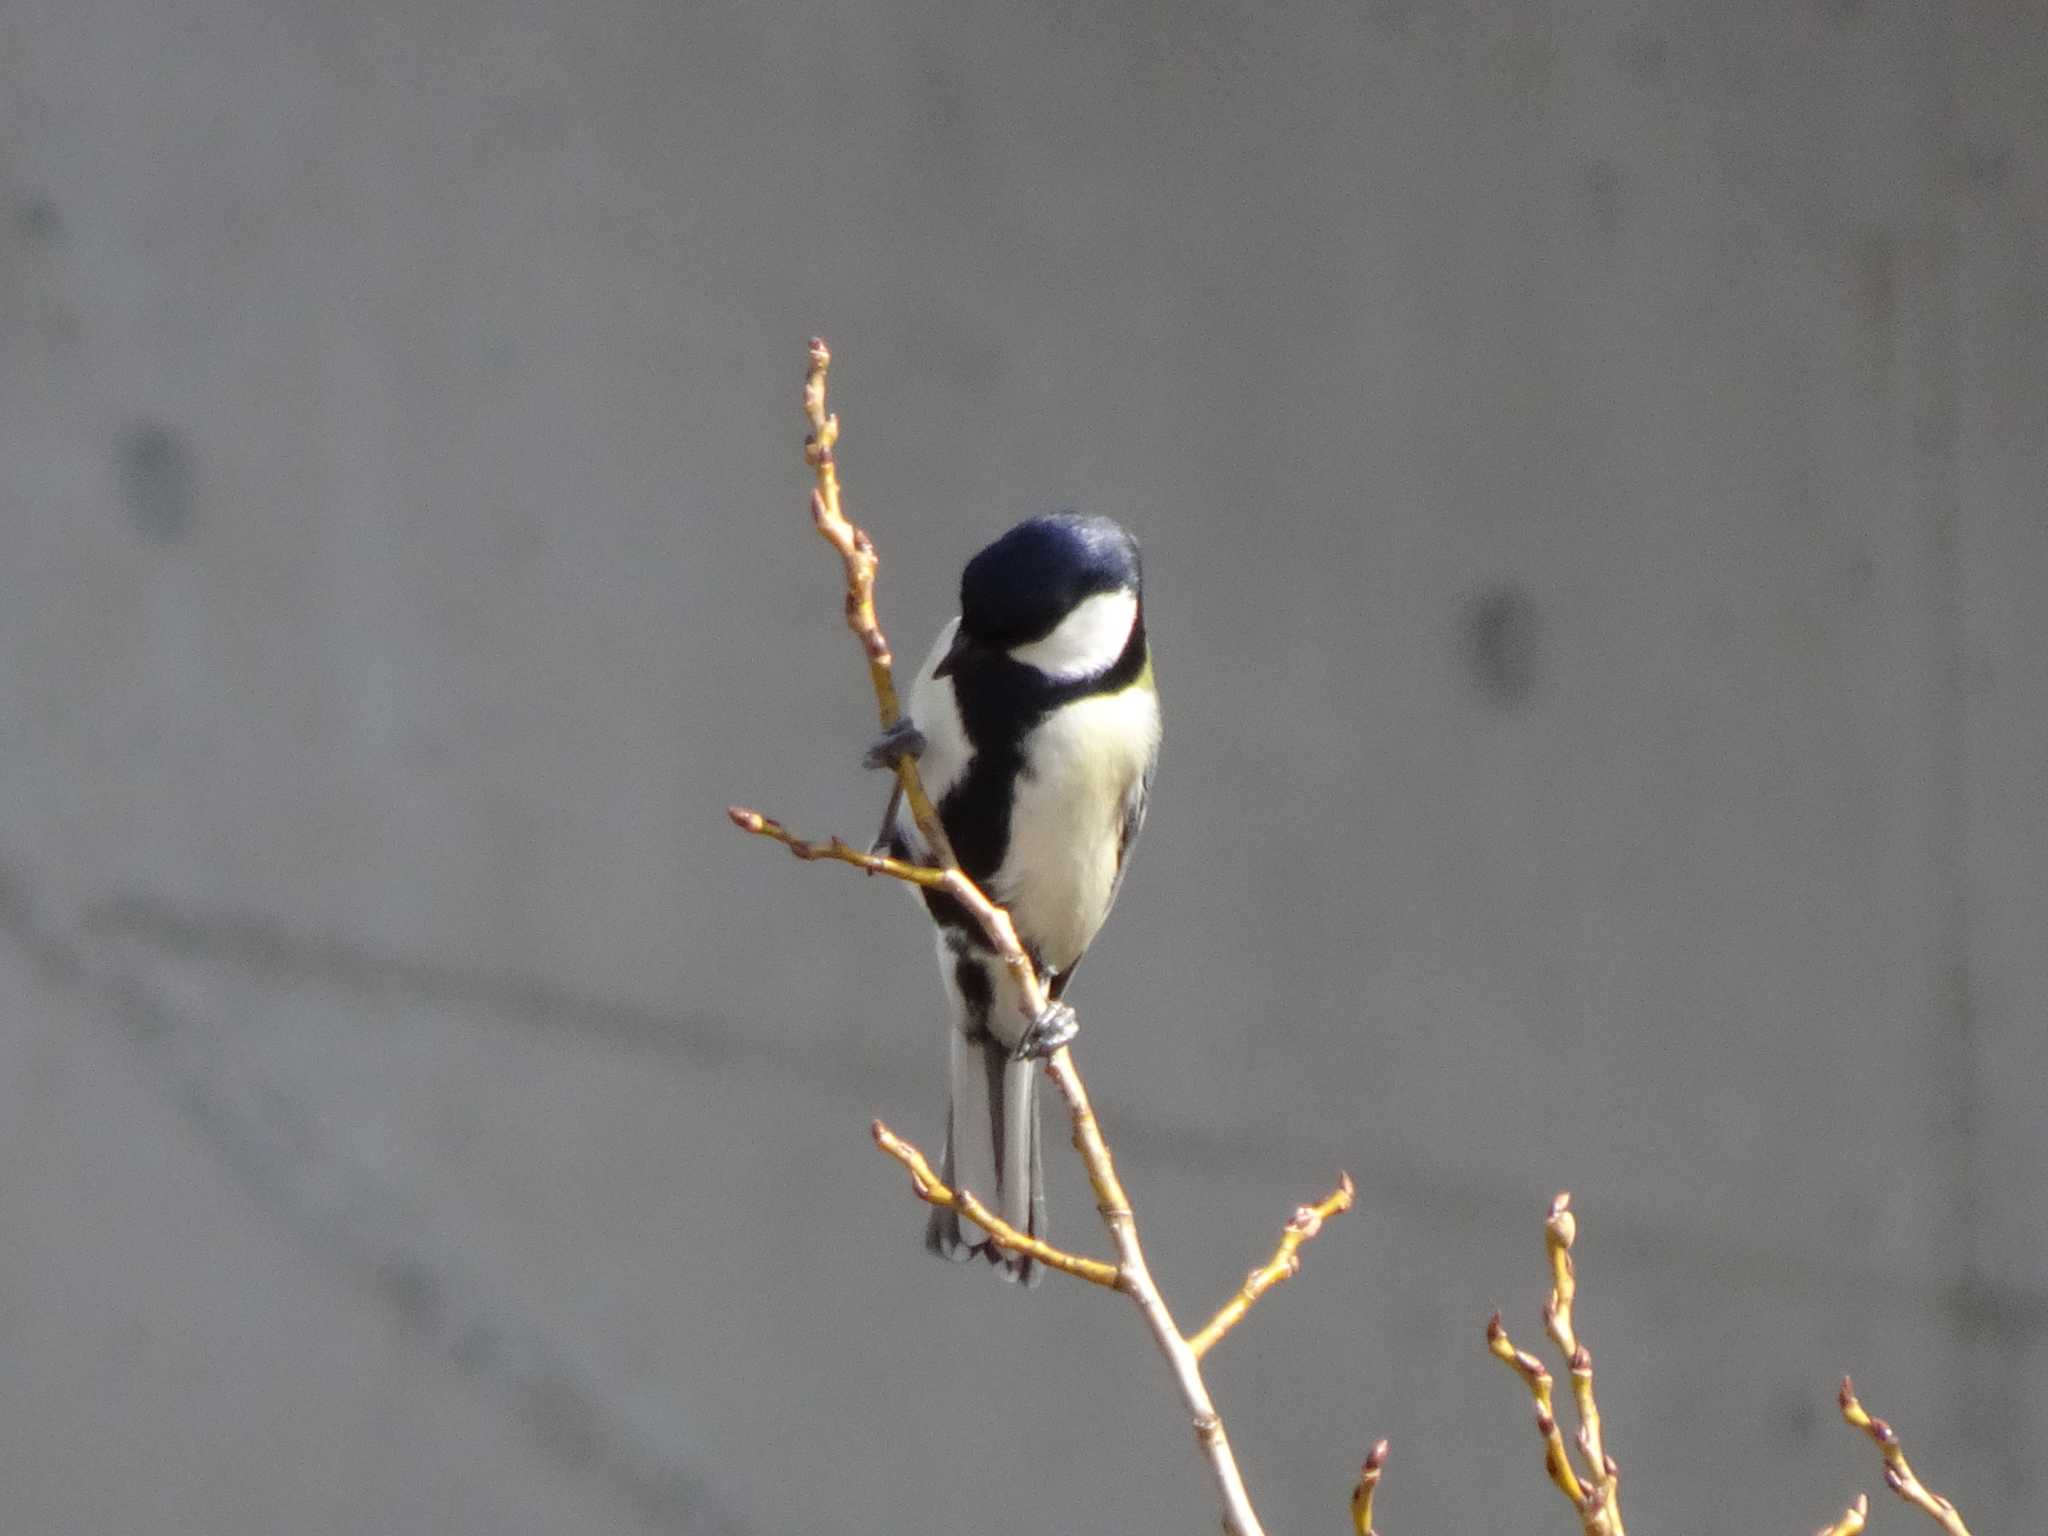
[926,1029,1043,1285]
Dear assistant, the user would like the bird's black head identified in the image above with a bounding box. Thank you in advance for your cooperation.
[956,512,1142,649]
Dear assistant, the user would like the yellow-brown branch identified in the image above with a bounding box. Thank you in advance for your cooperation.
[741,338,1282,1536]
[802,338,954,869]
[871,1121,1120,1288]
[1839,1379,1973,1536]
[1485,1193,1625,1536]
[1817,1494,1870,1536]
[1351,1440,1388,1536]
[1188,1173,1356,1358]
[726,805,1044,1011]
[1487,1311,1591,1512]
[1541,1194,1622,1534]
[727,807,948,887]
[1032,1044,1268,1533]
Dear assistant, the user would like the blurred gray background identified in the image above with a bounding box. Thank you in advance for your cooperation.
[1,0,2041,1532]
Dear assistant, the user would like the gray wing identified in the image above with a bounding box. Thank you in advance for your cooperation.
[1108,758,1154,907]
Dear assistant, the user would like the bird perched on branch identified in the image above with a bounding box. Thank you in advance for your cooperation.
[869,513,1160,1284]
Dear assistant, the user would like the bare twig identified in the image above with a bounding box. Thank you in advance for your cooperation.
[1817,1494,1871,1536]
[1034,1044,1272,1535]
[1839,1378,1973,1536]
[726,808,949,886]
[1487,1311,1592,1513]
[1542,1195,1622,1533]
[1351,1440,1389,1536]
[731,813,1233,1491]
[1188,1173,1356,1358]
[746,338,1997,1536]
[1487,1194,1623,1536]
[1487,1200,1980,1536]
[802,338,955,870]
[725,804,1031,966]
[731,338,1355,1536]
[871,1120,1118,1287]
[726,800,1046,1028]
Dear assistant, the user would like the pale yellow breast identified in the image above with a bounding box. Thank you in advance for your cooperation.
[995,681,1160,974]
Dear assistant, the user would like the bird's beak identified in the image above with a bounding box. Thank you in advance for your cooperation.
[932,627,979,679]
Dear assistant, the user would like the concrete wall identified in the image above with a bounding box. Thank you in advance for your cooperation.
[1,1,2041,1531]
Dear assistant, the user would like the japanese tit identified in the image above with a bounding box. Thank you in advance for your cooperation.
[872,512,1160,1284]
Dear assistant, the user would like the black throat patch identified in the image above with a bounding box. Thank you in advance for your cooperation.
[916,604,1148,946]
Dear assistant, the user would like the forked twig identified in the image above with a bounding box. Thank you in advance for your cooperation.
[871,1121,1118,1287]
[741,340,1981,1536]
[724,806,1038,1003]
[729,339,1360,1536]
[1487,1194,1623,1536]
[1839,1378,1973,1536]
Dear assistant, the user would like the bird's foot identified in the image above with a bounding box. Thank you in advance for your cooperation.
[1014,1001,1078,1060]
[861,717,927,772]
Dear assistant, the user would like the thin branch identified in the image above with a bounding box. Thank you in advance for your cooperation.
[1487,1311,1591,1513]
[1351,1440,1389,1536]
[1037,1043,1268,1535]
[1839,1378,1973,1536]
[1816,1494,1870,1536]
[1542,1194,1623,1534]
[871,1120,1119,1288]
[802,338,955,870]
[726,807,950,887]
[733,338,1313,1536]
[726,803,1044,1010]
[745,336,1997,1536]
[1486,1193,1623,1536]
[1188,1173,1356,1358]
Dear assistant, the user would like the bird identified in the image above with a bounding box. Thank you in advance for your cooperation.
[868,512,1160,1284]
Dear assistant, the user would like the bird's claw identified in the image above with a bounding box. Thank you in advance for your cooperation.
[862,717,928,772]
[1014,1001,1079,1060]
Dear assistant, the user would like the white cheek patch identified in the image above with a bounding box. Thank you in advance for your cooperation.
[1007,589,1138,680]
